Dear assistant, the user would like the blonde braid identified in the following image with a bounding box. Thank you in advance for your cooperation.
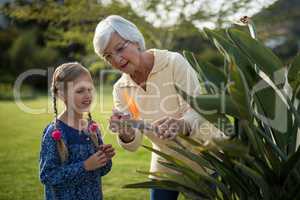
[52,79,68,163]
[88,112,100,150]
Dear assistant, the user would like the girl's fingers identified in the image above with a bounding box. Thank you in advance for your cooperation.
[97,153,107,161]
[107,152,115,158]
[95,151,103,157]
[102,144,112,150]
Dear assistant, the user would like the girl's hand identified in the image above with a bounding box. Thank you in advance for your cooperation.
[100,144,115,159]
[84,151,107,171]
[109,109,135,143]
[152,117,191,140]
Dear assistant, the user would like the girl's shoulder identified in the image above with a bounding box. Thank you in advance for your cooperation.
[41,121,67,143]
[42,122,55,137]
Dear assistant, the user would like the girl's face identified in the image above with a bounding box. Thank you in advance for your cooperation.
[62,73,94,114]
[103,32,141,75]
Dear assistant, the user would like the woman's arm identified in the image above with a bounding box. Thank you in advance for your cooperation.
[112,85,143,151]
[172,52,205,134]
[172,52,224,139]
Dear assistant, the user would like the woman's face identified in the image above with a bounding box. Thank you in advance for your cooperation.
[62,73,95,114]
[103,32,141,75]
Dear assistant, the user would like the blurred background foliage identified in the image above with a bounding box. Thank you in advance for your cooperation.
[0,0,299,99]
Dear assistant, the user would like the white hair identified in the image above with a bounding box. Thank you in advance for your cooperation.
[93,15,146,58]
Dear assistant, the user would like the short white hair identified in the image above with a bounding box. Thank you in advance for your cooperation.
[93,15,146,58]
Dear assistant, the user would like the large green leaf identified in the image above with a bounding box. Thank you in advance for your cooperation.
[202,28,259,87]
[158,161,218,198]
[288,54,300,100]
[176,86,240,119]
[251,78,294,154]
[227,57,252,120]
[241,121,266,162]
[135,170,201,193]
[227,29,284,85]
[254,126,287,162]
[176,86,238,136]
[280,147,300,181]
[166,144,212,170]
[142,145,204,184]
[201,151,251,197]
[232,160,271,200]
[183,50,227,94]
[212,138,250,158]
[123,180,206,199]
[282,157,300,200]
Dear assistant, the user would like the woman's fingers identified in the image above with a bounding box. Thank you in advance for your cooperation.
[109,109,132,133]
[152,117,184,140]
[152,116,169,127]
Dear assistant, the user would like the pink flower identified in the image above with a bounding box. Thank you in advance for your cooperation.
[52,129,62,141]
[89,122,98,133]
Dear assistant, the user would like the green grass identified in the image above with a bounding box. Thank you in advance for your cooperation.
[0,85,152,200]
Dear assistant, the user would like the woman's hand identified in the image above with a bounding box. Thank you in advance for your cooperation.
[109,109,135,143]
[84,150,107,171]
[152,117,191,140]
[100,144,116,159]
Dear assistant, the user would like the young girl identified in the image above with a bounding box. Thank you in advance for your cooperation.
[39,62,115,200]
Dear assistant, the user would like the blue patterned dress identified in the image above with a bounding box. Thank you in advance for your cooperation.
[39,120,112,200]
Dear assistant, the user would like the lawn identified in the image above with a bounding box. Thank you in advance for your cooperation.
[0,85,153,200]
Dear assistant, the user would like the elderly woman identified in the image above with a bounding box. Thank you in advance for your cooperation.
[93,15,220,200]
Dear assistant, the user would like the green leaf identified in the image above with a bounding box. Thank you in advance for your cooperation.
[227,29,284,84]
[288,54,300,99]
[166,145,234,198]
[241,121,266,161]
[254,126,287,162]
[282,160,300,200]
[135,170,200,192]
[212,139,250,158]
[201,151,251,196]
[227,57,252,120]
[232,160,271,200]
[123,180,205,199]
[183,50,227,94]
[176,86,240,118]
[251,77,294,154]
[166,144,212,169]
[203,28,259,87]
[158,161,217,198]
[280,147,300,181]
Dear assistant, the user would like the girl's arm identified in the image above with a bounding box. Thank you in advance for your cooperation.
[39,125,91,186]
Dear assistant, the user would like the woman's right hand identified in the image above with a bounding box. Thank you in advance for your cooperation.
[84,150,107,171]
[109,109,135,143]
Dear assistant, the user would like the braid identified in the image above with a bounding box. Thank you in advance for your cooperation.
[52,82,68,163]
[53,89,58,129]
[88,112,92,123]
[87,112,100,149]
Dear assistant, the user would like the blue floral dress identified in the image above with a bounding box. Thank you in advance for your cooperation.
[39,120,112,200]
